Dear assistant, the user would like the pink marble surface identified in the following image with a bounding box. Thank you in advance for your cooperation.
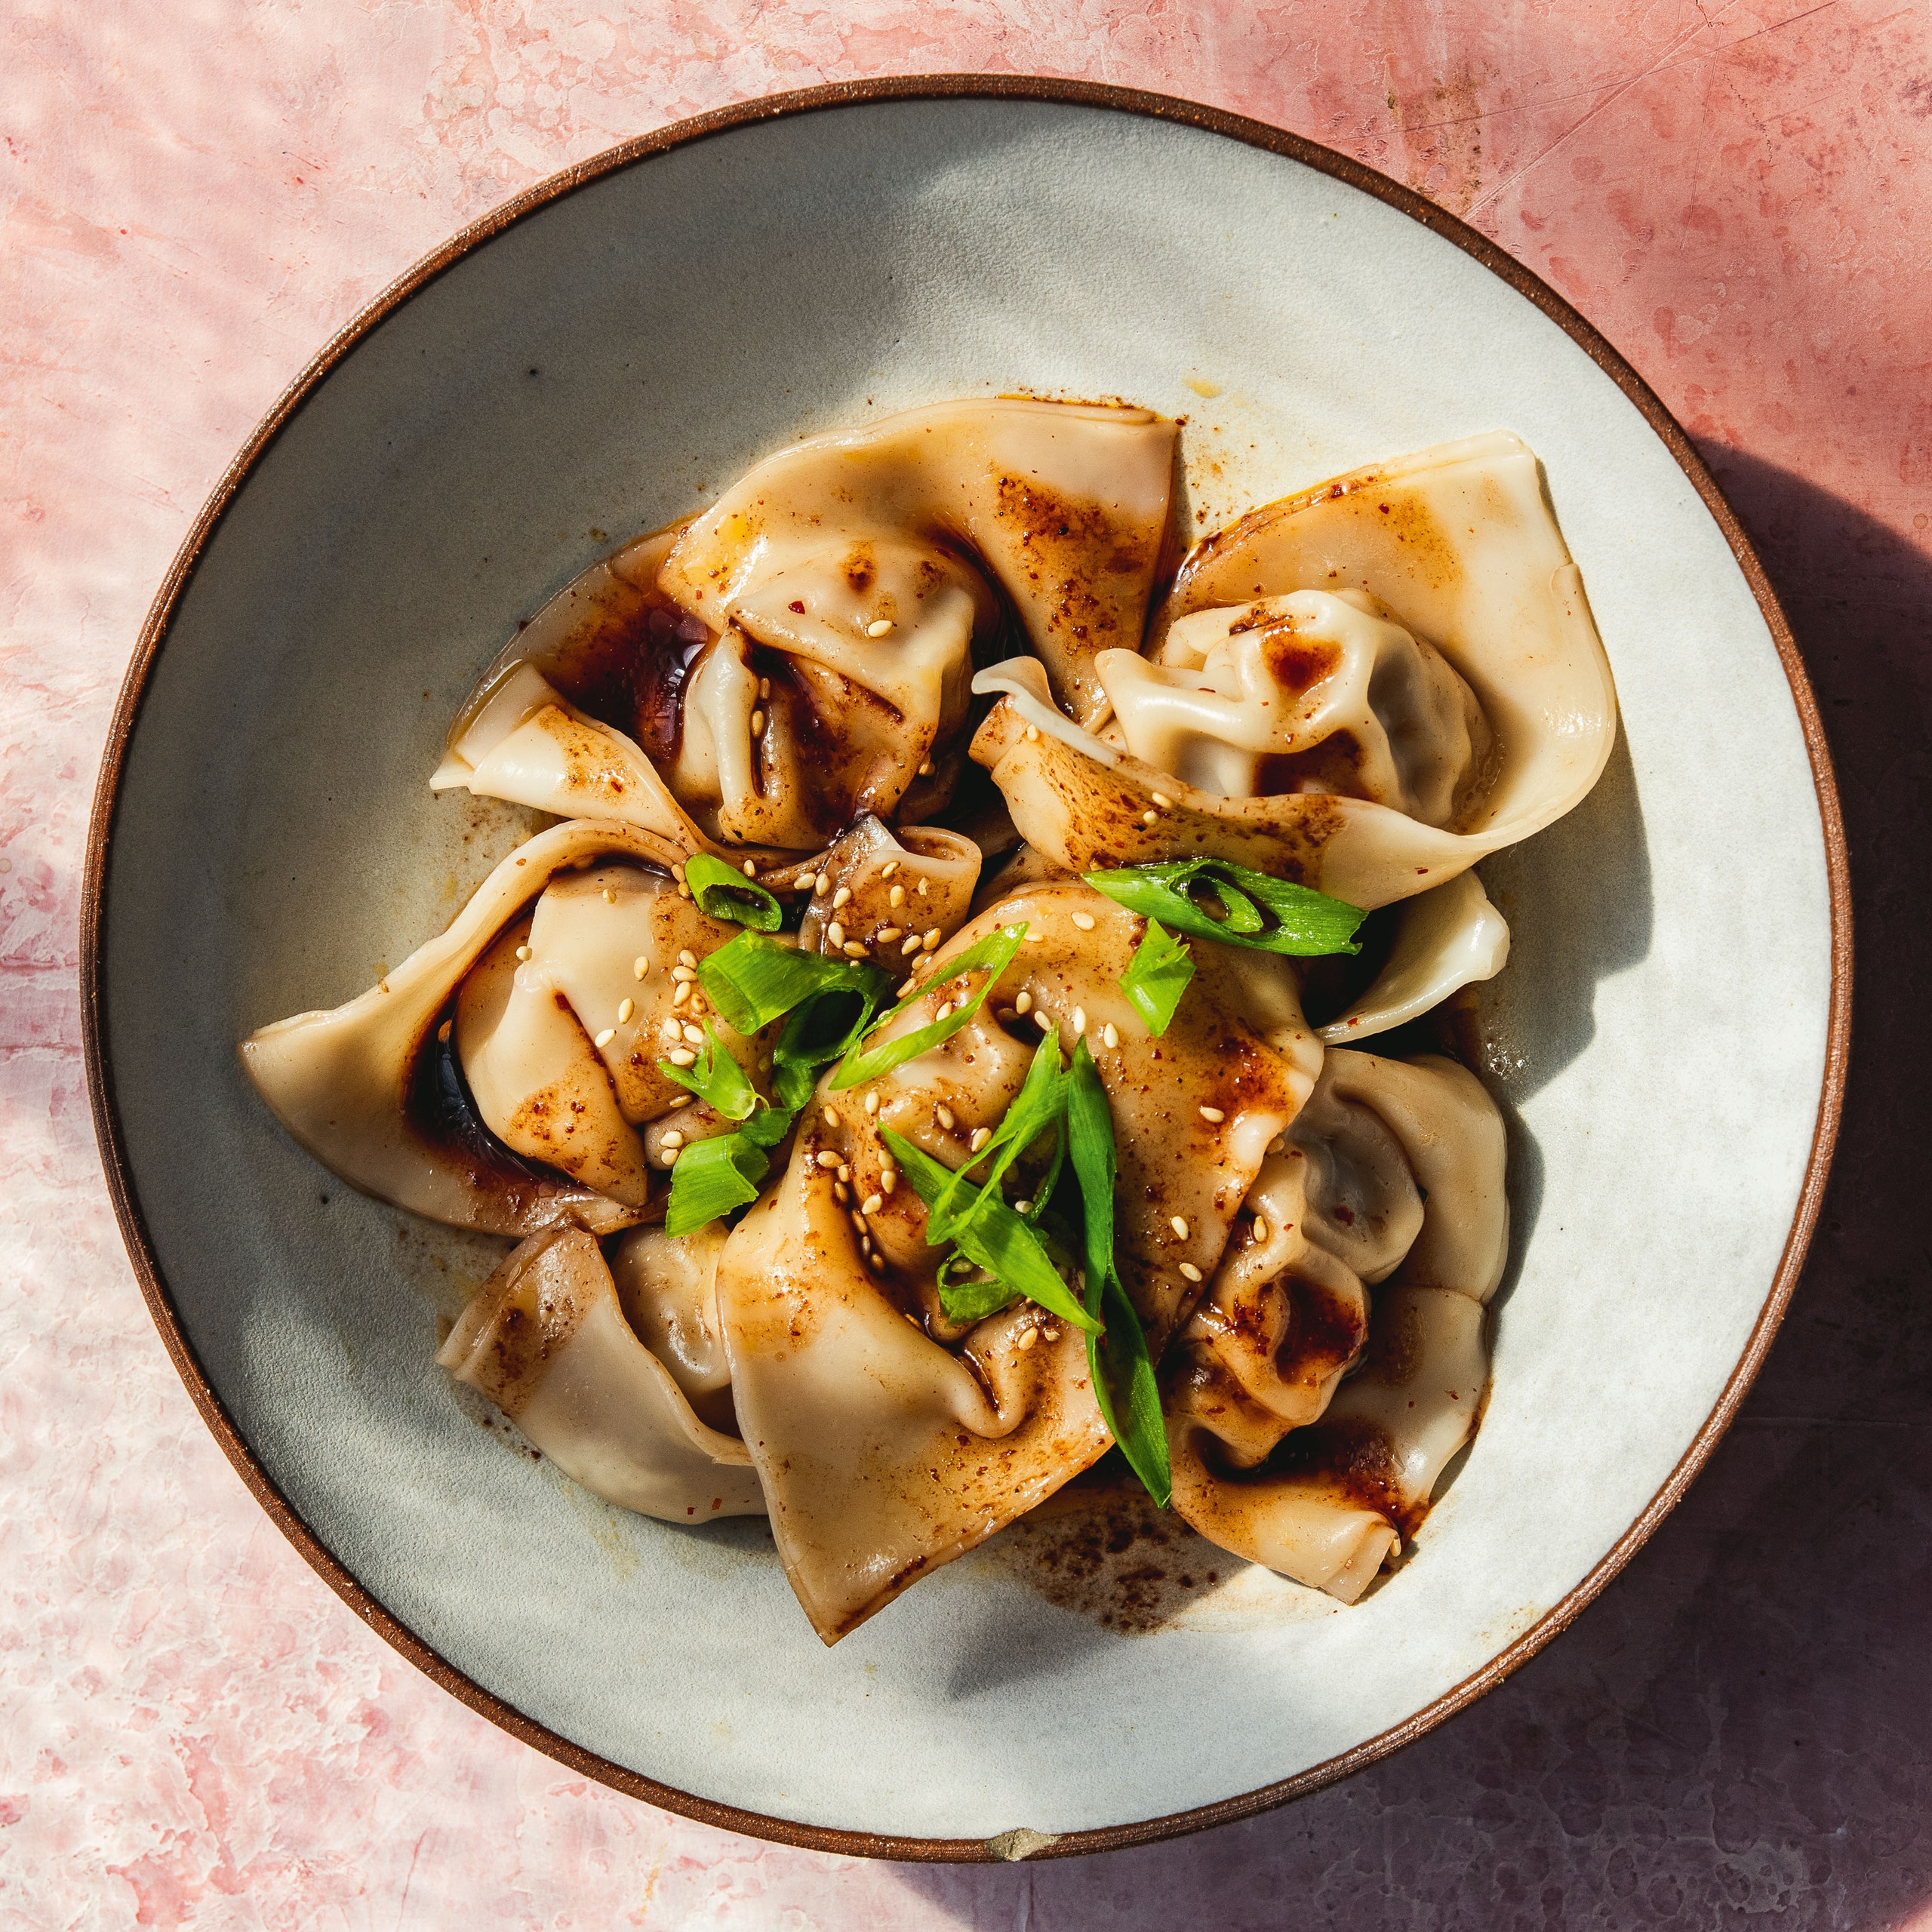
[5,2,1930,1924]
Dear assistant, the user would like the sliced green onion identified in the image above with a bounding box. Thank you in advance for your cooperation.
[882,1128,1097,1334]
[1118,918,1195,1035]
[830,923,1028,1091]
[683,852,783,931]
[771,977,894,1111]
[663,1131,771,1235]
[1083,858,1364,958]
[923,1033,1067,1242]
[697,931,890,1035]
[657,1022,758,1121]
[1066,1039,1172,1506]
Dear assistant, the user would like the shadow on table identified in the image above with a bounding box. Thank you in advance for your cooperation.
[890,453,1932,1928]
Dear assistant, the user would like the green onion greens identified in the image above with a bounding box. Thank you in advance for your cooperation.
[1118,917,1195,1036]
[1084,857,1364,958]
[682,852,783,931]
[829,923,1028,1090]
[1065,1038,1171,1505]
[656,1022,759,1121]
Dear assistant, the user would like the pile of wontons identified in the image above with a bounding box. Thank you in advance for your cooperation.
[242,398,1617,1643]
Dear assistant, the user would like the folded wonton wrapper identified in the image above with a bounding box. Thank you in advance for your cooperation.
[240,820,749,1236]
[1315,871,1510,1047]
[439,1225,764,1521]
[793,814,982,963]
[970,433,1616,909]
[715,881,1324,1641]
[1165,1048,1508,1601]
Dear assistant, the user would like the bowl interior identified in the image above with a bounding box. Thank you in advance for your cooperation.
[97,94,1835,1844]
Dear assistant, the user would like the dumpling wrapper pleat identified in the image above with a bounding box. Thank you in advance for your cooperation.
[239,820,691,1235]
[1166,1048,1507,1600]
[971,432,1617,909]
[659,398,1177,729]
[1315,871,1510,1045]
[439,1226,764,1522]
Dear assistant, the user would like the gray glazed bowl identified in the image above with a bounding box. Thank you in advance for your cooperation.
[85,79,1847,1859]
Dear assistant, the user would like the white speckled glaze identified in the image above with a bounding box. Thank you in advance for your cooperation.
[93,95,1835,1845]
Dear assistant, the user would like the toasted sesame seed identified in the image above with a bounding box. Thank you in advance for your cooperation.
[834,1180,851,1204]
[661,1131,685,1150]
[898,977,917,995]
[916,877,928,896]
[922,928,940,949]
[515,944,533,961]
[663,1146,680,1166]
[1014,991,1033,1015]
[877,925,902,943]
[1035,1010,1055,1031]
[868,1250,887,1271]
[758,676,771,699]
[1199,1106,1226,1124]
[671,982,690,1008]
[842,941,869,958]
[1013,1199,1032,1215]
[594,1027,616,1048]
[677,883,692,900]
[671,964,696,983]
[861,1192,883,1215]
[1072,1008,1088,1035]
[1019,1326,1038,1351]
[900,934,922,955]
[1103,1023,1120,1049]
[666,1048,697,1066]
[633,955,648,980]
[864,1092,879,1116]
[832,885,852,909]
[1071,911,1096,931]
[849,1210,868,1235]
[836,1164,850,1183]
[1025,724,1041,742]
[866,617,894,637]
[617,998,635,1024]
[682,1023,704,1045]
[814,871,831,895]
[660,1018,681,1040]
[602,887,616,903]
[881,860,900,878]
[1171,1215,1190,1239]
[888,884,906,908]
[741,858,757,878]
[816,1151,842,1169]
[1267,1134,1287,1155]
[968,1127,992,1153]
[826,921,845,948]
[678,949,697,968]
[672,863,687,883]
[934,1001,954,1023]
[1142,810,1158,826]
[1150,792,1174,808]
[690,994,708,1016]
[823,1106,841,1128]
[1252,1217,1271,1243]
[880,1168,897,1195]
[751,709,766,735]
[937,1106,956,1131]
[1180,1262,1204,1283]
[917,758,934,777]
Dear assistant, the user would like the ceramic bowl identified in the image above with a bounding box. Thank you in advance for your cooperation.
[85,79,1847,1859]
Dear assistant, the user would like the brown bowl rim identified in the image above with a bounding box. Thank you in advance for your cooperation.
[81,73,1853,1864]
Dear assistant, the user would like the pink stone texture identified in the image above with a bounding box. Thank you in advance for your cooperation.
[5,3,1930,1925]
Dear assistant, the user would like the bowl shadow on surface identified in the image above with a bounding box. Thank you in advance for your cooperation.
[941,724,1654,1706]
[898,453,1932,1919]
